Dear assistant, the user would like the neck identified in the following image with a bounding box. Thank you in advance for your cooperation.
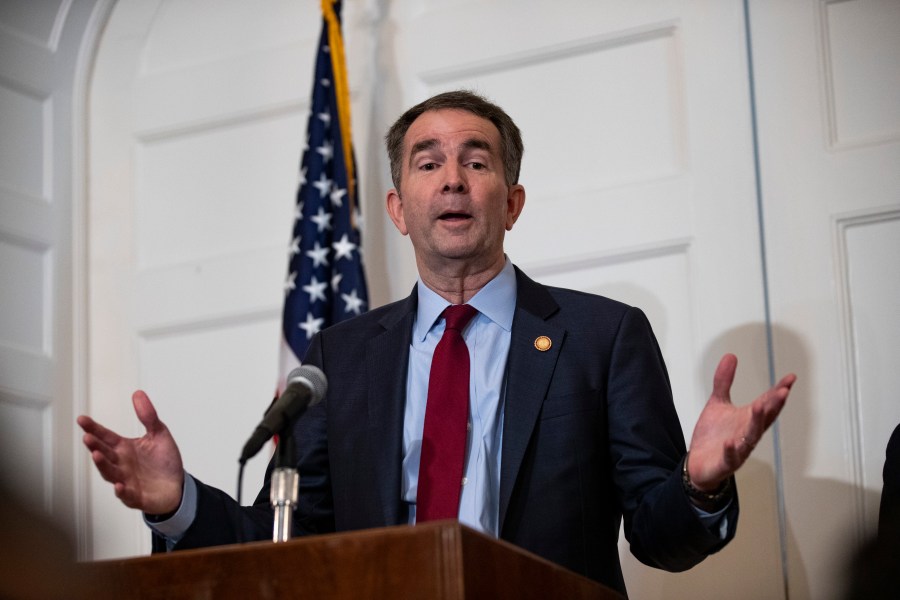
[416,253,506,304]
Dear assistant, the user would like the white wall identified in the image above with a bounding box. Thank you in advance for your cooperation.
[1,1,897,598]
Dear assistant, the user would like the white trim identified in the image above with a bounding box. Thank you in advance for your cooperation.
[70,0,119,561]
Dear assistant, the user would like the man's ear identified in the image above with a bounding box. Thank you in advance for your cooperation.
[386,189,408,235]
[505,184,526,231]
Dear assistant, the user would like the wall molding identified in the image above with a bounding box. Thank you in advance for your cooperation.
[521,237,691,279]
[135,97,309,144]
[817,0,900,150]
[419,21,678,85]
[137,307,280,341]
[832,204,900,538]
[0,0,71,53]
[71,0,119,561]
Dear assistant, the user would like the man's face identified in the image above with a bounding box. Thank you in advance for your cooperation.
[386,109,525,272]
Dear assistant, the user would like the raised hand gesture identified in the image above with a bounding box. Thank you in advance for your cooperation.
[77,391,184,515]
[687,354,796,491]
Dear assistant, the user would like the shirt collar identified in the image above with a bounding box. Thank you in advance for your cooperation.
[414,257,517,342]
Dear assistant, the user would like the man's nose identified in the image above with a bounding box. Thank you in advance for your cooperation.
[442,164,468,194]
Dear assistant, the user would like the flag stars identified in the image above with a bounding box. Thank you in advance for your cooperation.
[284,271,297,295]
[317,140,334,163]
[341,289,365,315]
[294,201,304,221]
[331,272,343,292]
[332,234,357,261]
[306,241,330,268]
[302,276,328,304]
[299,312,325,340]
[330,186,346,208]
[312,173,332,198]
[297,166,307,188]
[288,236,301,257]
[310,206,333,232]
[320,78,331,87]
[318,110,331,126]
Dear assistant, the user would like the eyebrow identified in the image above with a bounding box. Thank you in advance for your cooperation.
[408,137,493,163]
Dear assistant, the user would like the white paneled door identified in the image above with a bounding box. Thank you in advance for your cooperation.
[0,0,110,556]
[750,1,900,598]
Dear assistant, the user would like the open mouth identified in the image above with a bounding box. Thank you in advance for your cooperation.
[438,212,472,221]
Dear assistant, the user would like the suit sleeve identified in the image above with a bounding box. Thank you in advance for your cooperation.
[608,307,738,570]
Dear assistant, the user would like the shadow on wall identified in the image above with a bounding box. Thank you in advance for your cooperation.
[765,323,883,600]
[619,322,880,599]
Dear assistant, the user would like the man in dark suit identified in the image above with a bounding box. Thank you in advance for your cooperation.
[79,91,796,596]
[841,423,900,598]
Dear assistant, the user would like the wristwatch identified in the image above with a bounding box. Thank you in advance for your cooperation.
[682,451,733,507]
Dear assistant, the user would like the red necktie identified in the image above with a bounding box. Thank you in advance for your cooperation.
[417,304,478,522]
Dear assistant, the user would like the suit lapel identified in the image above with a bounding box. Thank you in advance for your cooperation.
[364,287,416,526]
[499,268,565,528]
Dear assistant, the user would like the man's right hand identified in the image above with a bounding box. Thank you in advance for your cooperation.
[77,391,184,516]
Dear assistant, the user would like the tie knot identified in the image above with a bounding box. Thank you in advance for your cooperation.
[442,304,477,332]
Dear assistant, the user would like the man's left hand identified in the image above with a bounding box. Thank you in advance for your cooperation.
[687,353,796,491]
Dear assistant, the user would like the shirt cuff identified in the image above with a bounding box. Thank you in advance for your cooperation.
[143,472,198,547]
[691,498,732,540]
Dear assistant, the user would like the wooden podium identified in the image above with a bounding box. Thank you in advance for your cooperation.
[80,521,621,599]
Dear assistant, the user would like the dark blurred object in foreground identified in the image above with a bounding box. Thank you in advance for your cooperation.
[0,484,87,600]
[842,423,900,600]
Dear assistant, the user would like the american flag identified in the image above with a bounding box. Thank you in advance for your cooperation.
[278,0,368,386]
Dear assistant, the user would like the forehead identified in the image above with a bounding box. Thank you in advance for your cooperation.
[403,109,501,156]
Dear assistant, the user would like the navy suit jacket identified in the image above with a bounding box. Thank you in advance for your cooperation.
[174,266,737,595]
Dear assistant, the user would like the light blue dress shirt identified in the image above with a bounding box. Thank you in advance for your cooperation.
[402,258,517,536]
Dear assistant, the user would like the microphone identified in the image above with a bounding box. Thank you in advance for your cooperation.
[239,365,327,464]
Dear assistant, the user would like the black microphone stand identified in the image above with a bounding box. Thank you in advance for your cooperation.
[270,425,299,543]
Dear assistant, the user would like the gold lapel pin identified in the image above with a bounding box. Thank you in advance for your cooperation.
[534,336,552,352]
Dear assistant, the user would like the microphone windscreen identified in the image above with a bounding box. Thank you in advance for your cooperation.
[286,365,327,405]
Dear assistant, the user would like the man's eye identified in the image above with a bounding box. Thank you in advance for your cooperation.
[469,162,485,170]
[420,163,437,171]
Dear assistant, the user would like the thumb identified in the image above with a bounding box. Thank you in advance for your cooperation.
[711,353,737,403]
[132,390,164,435]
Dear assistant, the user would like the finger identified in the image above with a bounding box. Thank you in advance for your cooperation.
[776,373,797,391]
[711,353,738,403]
[89,449,128,485]
[77,415,125,448]
[755,384,790,429]
[81,432,120,464]
[742,391,788,449]
[132,390,164,436]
